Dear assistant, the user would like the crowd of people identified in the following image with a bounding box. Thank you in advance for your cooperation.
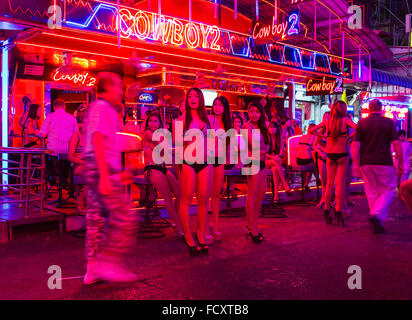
[16,72,412,285]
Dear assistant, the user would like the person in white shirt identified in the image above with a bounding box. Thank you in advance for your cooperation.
[39,99,78,155]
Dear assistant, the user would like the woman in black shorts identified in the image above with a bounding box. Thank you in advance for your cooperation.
[242,101,270,243]
[310,101,356,226]
[175,88,213,256]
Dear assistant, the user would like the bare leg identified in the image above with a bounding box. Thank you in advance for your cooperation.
[334,157,349,213]
[325,158,337,211]
[167,170,184,235]
[274,157,290,191]
[246,170,261,235]
[210,164,225,235]
[178,165,197,246]
[195,165,213,244]
[317,160,327,207]
[266,160,279,201]
[254,170,267,226]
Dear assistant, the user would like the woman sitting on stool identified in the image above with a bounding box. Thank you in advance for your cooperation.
[266,120,292,203]
[143,111,184,239]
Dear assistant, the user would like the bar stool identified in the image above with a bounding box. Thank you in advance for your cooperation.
[220,167,244,217]
[261,168,288,218]
[287,136,320,206]
[133,175,170,239]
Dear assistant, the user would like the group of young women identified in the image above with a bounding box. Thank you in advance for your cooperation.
[140,84,362,257]
[142,87,283,256]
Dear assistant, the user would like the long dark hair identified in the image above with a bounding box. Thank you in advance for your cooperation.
[145,111,163,131]
[212,96,232,131]
[27,104,40,120]
[247,101,269,145]
[184,87,210,132]
[329,100,347,141]
[268,121,281,155]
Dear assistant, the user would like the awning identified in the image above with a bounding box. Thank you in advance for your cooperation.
[372,69,412,89]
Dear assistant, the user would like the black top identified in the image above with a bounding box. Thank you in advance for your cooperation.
[354,113,397,166]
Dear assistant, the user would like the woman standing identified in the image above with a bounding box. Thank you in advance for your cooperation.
[310,101,356,226]
[243,101,270,243]
[176,88,213,256]
[206,96,232,242]
[144,111,184,238]
[265,120,292,202]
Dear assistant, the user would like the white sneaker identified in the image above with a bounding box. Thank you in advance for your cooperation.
[83,263,103,285]
[97,262,139,283]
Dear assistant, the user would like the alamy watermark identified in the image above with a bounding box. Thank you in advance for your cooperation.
[348,5,363,30]
[151,121,262,175]
[347,265,362,290]
[47,265,62,290]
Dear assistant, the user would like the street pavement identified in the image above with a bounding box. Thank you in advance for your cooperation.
[1,193,412,300]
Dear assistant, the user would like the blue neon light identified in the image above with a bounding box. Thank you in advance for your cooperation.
[138,92,154,103]
[2,44,9,187]
[229,35,250,57]
[287,13,300,36]
[300,51,315,70]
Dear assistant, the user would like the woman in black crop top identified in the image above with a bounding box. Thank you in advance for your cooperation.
[309,101,356,226]
[206,96,232,242]
[242,101,270,243]
[175,88,213,256]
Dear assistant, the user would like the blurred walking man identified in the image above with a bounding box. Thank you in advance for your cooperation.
[82,72,138,285]
[352,99,403,234]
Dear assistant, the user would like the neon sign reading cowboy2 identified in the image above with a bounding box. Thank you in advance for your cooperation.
[57,0,352,78]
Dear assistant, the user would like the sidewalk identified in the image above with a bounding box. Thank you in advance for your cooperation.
[1,193,412,300]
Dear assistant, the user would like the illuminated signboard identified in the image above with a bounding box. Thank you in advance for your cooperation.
[138,92,154,103]
[3,0,353,78]
[305,77,343,96]
[253,10,299,41]
[51,69,97,87]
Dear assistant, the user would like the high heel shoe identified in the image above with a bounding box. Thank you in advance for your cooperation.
[195,234,209,254]
[317,200,325,209]
[335,211,344,226]
[324,209,332,224]
[246,227,264,243]
[184,239,201,257]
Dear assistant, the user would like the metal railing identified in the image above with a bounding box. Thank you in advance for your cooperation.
[0,147,49,218]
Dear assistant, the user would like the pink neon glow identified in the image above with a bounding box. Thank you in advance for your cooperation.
[115,8,221,51]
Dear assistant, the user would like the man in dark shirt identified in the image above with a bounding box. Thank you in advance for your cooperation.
[352,99,403,234]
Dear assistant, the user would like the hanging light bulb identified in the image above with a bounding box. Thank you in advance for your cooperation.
[214,0,218,19]
[234,0,237,20]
